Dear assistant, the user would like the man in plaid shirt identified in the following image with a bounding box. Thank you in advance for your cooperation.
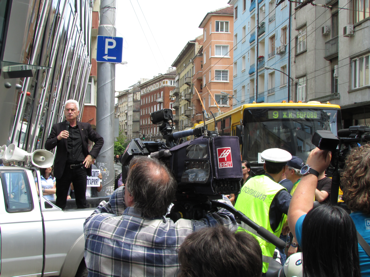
[84,156,237,277]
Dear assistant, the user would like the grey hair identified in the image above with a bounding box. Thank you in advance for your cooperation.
[65,99,80,111]
[289,167,303,176]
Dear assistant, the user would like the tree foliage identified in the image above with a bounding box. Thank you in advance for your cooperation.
[114,130,129,155]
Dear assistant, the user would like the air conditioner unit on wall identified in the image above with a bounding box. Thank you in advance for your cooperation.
[276,45,286,55]
[343,25,354,37]
[322,26,330,35]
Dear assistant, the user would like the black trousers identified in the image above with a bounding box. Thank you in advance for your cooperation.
[56,164,87,209]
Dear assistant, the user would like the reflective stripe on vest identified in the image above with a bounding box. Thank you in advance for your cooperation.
[235,174,287,273]
[290,179,301,196]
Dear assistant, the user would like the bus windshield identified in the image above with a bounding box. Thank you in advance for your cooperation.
[243,108,340,164]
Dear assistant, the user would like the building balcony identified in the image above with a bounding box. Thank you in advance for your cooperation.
[185,77,191,86]
[195,70,203,80]
[92,11,99,37]
[173,101,179,108]
[324,36,339,61]
[185,110,192,116]
[249,96,255,103]
[269,13,276,23]
[250,0,256,12]
[172,87,180,96]
[268,51,275,59]
[258,22,265,37]
[90,58,97,80]
[184,93,192,101]
[257,93,265,103]
[249,63,256,75]
[257,57,265,70]
[249,32,256,43]
[173,115,179,122]
[268,88,275,95]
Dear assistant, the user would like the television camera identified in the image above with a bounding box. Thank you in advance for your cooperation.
[121,108,286,249]
[312,126,370,204]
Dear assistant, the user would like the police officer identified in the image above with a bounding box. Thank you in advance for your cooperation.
[235,148,292,274]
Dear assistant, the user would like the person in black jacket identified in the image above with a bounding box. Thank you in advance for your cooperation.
[45,99,104,209]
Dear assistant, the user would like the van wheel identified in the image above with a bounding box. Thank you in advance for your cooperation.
[75,259,88,277]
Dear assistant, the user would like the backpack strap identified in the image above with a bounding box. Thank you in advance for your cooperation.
[357,231,370,257]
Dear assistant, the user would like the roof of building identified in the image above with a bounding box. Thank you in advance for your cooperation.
[198,6,234,28]
[139,70,177,88]
[171,40,196,67]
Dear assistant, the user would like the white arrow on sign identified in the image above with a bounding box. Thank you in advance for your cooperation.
[103,55,117,60]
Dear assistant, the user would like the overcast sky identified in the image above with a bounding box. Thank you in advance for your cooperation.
[115,0,231,91]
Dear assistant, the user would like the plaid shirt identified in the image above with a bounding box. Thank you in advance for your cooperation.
[84,186,237,277]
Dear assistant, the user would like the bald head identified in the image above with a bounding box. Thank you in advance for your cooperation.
[126,156,177,218]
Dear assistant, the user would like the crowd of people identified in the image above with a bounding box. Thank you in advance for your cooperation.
[33,98,370,276]
[81,143,370,277]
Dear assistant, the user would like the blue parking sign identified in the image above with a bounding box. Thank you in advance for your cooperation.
[96,36,123,63]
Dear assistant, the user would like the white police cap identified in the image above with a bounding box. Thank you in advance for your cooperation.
[261,148,292,163]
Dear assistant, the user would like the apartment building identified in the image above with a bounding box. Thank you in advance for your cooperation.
[139,70,176,140]
[229,0,290,105]
[198,6,235,116]
[292,0,370,127]
[171,37,203,130]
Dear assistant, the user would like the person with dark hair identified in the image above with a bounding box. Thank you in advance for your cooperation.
[38,166,56,201]
[242,160,251,183]
[235,148,292,274]
[178,225,262,277]
[289,147,361,277]
[341,144,370,275]
[84,156,237,277]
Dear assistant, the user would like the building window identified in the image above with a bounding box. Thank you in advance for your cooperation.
[296,77,306,102]
[215,21,229,32]
[269,35,275,58]
[296,26,307,54]
[85,83,92,104]
[281,0,287,8]
[215,70,229,81]
[234,62,237,76]
[242,26,246,43]
[209,71,211,82]
[354,0,370,23]
[204,50,206,64]
[209,22,212,34]
[215,45,229,56]
[243,0,247,11]
[281,26,287,45]
[280,65,288,86]
[209,46,211,58]
[242,55,246,71]
[268,72,275,94]
[215,94,229,106]
[204,28,207,40]
[241,85,245,102]
[352,54,370,89]
[234,34,238,49]
[235,6,238,20]
[203,75,206,85]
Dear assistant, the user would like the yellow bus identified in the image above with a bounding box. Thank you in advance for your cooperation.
[194,101,341,167]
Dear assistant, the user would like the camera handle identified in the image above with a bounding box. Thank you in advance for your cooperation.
[211,200,286,249]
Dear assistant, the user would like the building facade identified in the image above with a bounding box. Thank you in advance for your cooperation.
[229,0,290,105]
[171,37,203,130]
[198,6,235,116]
[139,70,176,140]
[0,0,93,151]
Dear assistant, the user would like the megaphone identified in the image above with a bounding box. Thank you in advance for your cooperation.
[0,145,7,159]
[4,143,54,168]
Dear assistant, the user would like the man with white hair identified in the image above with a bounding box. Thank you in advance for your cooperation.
[45,99,104,209]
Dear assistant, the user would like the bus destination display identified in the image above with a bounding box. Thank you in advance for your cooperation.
[268,110,320,119]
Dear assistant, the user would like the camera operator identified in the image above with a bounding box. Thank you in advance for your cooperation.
[84,156,237,277]
[341,144,370,275]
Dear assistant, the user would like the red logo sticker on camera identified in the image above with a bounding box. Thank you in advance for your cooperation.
[217,147,233,168]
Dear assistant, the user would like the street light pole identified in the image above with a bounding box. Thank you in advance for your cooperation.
[265,66,294,101]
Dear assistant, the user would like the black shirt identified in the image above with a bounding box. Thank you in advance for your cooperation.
[67,125,85,163]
